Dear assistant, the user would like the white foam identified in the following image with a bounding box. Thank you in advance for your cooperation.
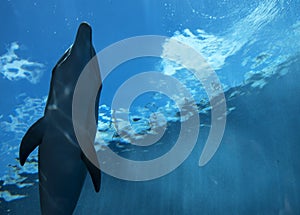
[0,42,44,83]
[0,190,26,202]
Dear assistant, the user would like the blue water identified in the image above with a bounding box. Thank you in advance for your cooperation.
[1,0,300,214]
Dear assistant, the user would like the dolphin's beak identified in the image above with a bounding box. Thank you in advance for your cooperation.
[73,22,92,51]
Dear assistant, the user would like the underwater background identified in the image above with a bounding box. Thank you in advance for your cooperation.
[0,0,300,214]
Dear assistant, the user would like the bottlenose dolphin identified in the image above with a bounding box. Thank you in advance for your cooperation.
[19,22,101,214]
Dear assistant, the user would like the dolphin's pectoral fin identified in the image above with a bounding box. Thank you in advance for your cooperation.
[81,152,101,192]
[19,117,46,166]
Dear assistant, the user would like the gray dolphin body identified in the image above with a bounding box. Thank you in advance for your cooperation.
[19,22,101,214]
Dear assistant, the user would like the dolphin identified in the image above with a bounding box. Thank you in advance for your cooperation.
[19,22,101,214]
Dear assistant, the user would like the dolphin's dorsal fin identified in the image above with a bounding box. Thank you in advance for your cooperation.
[81,152,101,192]
[19,117,46,166]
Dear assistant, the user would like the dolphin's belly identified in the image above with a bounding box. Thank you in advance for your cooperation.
[38,127,87,214]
